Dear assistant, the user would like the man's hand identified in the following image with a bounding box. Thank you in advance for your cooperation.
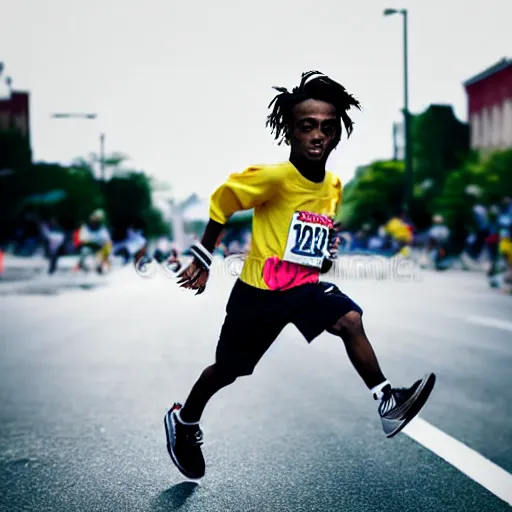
[176,240,214,295]
[176,258,210,295]
[327,222,343,260]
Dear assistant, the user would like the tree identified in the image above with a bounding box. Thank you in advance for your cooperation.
[481,148,512,201]
[411,104,470,200]
[0,147,171,243]
[104,171,169,237]
[338,160,405,231]
[1,161,104,235]
[82,151,171,237]
[337,104,472,233]
[0,129,33,241]
[0,129,32,171]
[430,148,512,251]
[28,162,104,230]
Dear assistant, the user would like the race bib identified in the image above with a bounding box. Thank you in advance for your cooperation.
[282,211,333,269]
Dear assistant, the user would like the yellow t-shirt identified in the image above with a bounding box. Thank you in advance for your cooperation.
[209,161,342,290]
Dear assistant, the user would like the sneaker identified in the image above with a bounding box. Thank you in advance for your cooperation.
[378,373,436,438]
[164,403,205,480]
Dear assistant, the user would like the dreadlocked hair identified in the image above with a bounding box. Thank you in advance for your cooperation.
[266,70,361,148]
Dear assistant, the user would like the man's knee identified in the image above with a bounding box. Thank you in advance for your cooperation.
[206,363,239,385]
[329,310,363,337]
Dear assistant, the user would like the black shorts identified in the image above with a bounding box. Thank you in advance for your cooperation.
[215,279,363,377]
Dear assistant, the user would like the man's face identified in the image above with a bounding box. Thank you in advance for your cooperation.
[289,99,338,162]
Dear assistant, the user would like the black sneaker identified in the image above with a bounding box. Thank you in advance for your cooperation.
[164,403,205,480]
[378,373,436,438]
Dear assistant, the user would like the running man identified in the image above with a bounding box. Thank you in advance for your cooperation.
[164,71,436,480]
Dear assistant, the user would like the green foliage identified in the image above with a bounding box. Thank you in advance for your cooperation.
[411,105,470,199]
[434,148,512,233]
[337,146,511,236]
[29,163,104,230]
[481,148,512,200]
[339,105,475,233]
[0,130,32,171]
[104,172,152,226]
[338,160,405,231]
[143,207,171,237]
[0,140,170,241]
[103,171,169,236]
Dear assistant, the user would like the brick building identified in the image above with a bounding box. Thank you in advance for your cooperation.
[0,89,32,171]
[0,90,30,140]
[463,58,512,152]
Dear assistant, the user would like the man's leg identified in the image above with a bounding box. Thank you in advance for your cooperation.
[179,364,238,423]
[48,249,58,275]
[329,311,387,389]
[329,310,435,438]
[164,292,286,479]
[163,363,238,480]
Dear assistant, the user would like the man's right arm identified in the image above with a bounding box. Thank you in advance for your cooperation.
[177,165,279,293]
[209,165,279,225]
[199,219,225,254]
[192,165,279,258]
[196,165,279,257]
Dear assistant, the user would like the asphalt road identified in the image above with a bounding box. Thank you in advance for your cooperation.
[0,259,511,511]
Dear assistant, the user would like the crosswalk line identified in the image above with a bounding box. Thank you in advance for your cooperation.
[404,417,512,506]
[466,316,512,333]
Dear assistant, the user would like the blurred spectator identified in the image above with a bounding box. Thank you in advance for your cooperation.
[40,218,66,274]
[384,214,413,256]
[426,215,451,269]
[14,212,41,256]
[486,205,502,279]
[114,226,147,265]
[75,209,112,274]
[464,203,489,262]
[498,197,512,286]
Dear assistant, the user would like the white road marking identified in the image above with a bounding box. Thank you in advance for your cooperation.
[466,316,512,333]
[403,417,512,506]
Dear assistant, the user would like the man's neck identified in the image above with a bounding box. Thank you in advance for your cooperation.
[289,153,326,183]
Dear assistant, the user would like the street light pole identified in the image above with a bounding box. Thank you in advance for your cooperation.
[99,133,105,181]
[50,113,105,181]
[384,8,412,215]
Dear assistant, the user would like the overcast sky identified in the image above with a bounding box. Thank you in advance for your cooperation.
[2,0,511,204]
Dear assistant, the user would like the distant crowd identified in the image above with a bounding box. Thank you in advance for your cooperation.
[4,195,512,289]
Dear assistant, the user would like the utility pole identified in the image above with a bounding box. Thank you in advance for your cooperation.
[392,122,399,161]
[50,113,106,181]
[100,133,105,181]
[384,7,412,214]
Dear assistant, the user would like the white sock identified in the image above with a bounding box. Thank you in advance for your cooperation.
[371,380,391,402]
[177,409,200,426]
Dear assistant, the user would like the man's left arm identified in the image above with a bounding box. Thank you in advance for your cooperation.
[320,259,334,274]
[320,222,342,274]
[321,179,343,275]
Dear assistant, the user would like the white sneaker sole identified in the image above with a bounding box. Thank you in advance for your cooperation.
[382,373,436,438]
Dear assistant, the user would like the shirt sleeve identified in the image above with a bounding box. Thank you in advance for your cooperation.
[334,174,343,212]
[209,165,280,224]
[331,173,343,220]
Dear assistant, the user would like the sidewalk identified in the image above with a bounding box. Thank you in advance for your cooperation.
[0,254,47,282]
[0,254,79,282]
[0,254,122,296]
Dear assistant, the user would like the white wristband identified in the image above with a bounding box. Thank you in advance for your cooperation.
[189,241,213,270]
